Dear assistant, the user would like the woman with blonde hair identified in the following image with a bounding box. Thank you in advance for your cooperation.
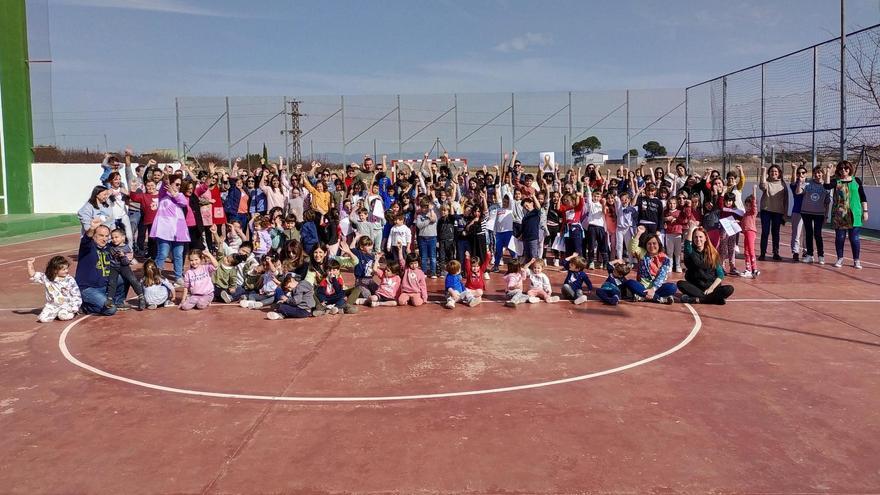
[678,222,735,305]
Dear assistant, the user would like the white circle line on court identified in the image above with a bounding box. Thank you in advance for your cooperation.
[0,249,77,267]
[58,304,702,402]
[727,298,880,303]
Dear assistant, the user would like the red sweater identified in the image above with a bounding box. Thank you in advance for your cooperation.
[130,192,159,225]
[464,255,490,291]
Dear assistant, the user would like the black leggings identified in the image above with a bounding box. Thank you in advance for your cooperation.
[677,280,734,305]
[759,210,783,256]
[800,213,825,257]
[586,224,609,265]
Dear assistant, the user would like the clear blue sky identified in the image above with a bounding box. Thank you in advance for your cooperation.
[29,0,880,159]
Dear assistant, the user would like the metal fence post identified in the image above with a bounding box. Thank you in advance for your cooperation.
[397,94,402,159]
[760,65,765,167]
[510,93,515,152]
[340,95,345,165]
[281,96,288,164]
[812,47,818,167]
[722,77,727,174]
[625,89,630,167]
[839,0,847,161]
[684,89,689,169]
[568,91,573,166]
[175,97,181,159]
[226,97,232,168]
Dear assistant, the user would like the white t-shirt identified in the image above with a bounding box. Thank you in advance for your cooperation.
[524,268,551,293]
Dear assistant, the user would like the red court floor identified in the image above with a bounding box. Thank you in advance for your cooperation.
[0,227,878,494]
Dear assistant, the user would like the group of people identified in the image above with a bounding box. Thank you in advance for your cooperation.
[26,148,870,322]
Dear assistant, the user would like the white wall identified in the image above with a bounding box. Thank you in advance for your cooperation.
[32,162,178,214]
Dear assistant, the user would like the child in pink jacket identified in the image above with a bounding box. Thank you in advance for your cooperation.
[398,253,428,306]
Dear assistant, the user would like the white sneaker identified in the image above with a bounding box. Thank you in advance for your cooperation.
[239,300,252,308]
[444,298,455,309]
[658,296,674,305]
[355,298,367,305]
[834,258,845,268]
[266,311,284,320]
[553,258,560,267]
[468,298,482,307]
[573,295,588,305]
[632,294,645,302]
[483,272,490,280]
[547,295,560,303]
[328,305,340,315]
[250,301,264,309]
[818,256,825,265]
[753,270,761,278]
[588,262,595,270]
[854,260,863,269]
[740,270,753,278]
[802,255,813,264]
[527,296,541,304]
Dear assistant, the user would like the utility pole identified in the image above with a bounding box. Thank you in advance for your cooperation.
[281,99,305,163]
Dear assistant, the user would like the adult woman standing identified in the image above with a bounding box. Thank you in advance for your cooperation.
[678,223,735,305]
[151,173,190,285]
[826,160,869,269]
[758,165,788,261]
[223,161,250,232]
[181,179,205,252]
[797,165,831,264]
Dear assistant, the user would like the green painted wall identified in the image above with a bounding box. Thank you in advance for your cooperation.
[0,0,35,214]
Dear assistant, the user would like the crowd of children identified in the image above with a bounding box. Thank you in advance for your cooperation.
[27,150,870,322]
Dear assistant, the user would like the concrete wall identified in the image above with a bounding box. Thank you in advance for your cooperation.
[32,163,178,214]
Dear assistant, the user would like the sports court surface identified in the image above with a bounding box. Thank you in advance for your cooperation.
[0,227,878,494]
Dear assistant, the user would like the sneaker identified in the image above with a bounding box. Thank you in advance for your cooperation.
[802,255,813,264]
[772,254,782,261]
[632,294,645,302]
[174,278,185,288]
[266,311,284,320]
[834,258,845,268]
[854,260,863,269]
[343,304,358,314]
[658,296,674,305]
[527,296,541,304]
[444,299,455,309]
[137,295,146,311]
[680,294,698,304]
[753,270,761,278]
[239,299,252,308]
[674,268,683,273]
[328,305,340,315]
[483,272,490,280]
[103,300,115,309]
[220,290,233,303]
[163,300,175,307]
[250,301,264,309]
[355,298,367,305]
[728,268,739,276]
[553,258,560,267]
[740,270,753,278]
[758,255,766,262]
[547,296,560,303]
[468,297,482,307]
[312,308,327,317]
[573,295,588,305]
[116,302,131,311]
[147,304,158,310]
[588,262,595,270]
[818,256,825,265]
[792,253,799,262]
[504,300,519,307]
[490,265,500,273]
[429,274,438,279]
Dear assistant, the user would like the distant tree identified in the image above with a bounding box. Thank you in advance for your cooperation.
[261,143,269,165]
[622,149,639,163]
[642,141,667,159]
[572,136,602,161]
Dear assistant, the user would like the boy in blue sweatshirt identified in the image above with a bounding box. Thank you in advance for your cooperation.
[595,259,633,305]
[561,253,592,305]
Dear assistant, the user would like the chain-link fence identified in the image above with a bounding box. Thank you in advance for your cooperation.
[175,89,687,168]
[686,23,880,184]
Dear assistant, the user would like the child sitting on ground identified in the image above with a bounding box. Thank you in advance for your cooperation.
[240,256,281,309]
[524,259,559,303]
[317,259,346,314]
[462,249,490,307]
[561,254,592,305]
[595,259,633,306]
[180,249,219,311]
[368,260,400,307]
[266,274,317,320]
[398,253,428,307]
[105,228,146,310]
[27,256,82,322]
[141,259,176,309]
[444,260,479,309]
[503,260,531,307]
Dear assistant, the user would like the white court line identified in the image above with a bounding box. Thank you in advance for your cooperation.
[0,249,76,267]
[0,231,79,248]
[58,304,703,402]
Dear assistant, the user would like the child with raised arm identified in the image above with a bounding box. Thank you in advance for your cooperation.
[398,253,428,307]
[595,259,633,306]
[179,249,219,311]
[502,260,530,307]
[386,214,412,267]
[369,260,401,307]
[523,258,559,303]
[561,254,591,305]
[740,185,760,278]
[27,256,82,322]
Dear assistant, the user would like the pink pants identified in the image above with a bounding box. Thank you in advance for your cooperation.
[743,230,758,271]
[527,288,550,300]
[180,293,212,310]
[397,293,424,306]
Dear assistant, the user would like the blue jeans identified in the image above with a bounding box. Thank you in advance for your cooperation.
[623,279,677,301]
[835,227,861,259]
[418,236,437,275]
[494,231,513,266]
[80,277,128,315]
[155,239,185,279]
[128,209,142,252]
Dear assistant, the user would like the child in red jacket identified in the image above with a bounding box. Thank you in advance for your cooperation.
[463,248,490,306]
